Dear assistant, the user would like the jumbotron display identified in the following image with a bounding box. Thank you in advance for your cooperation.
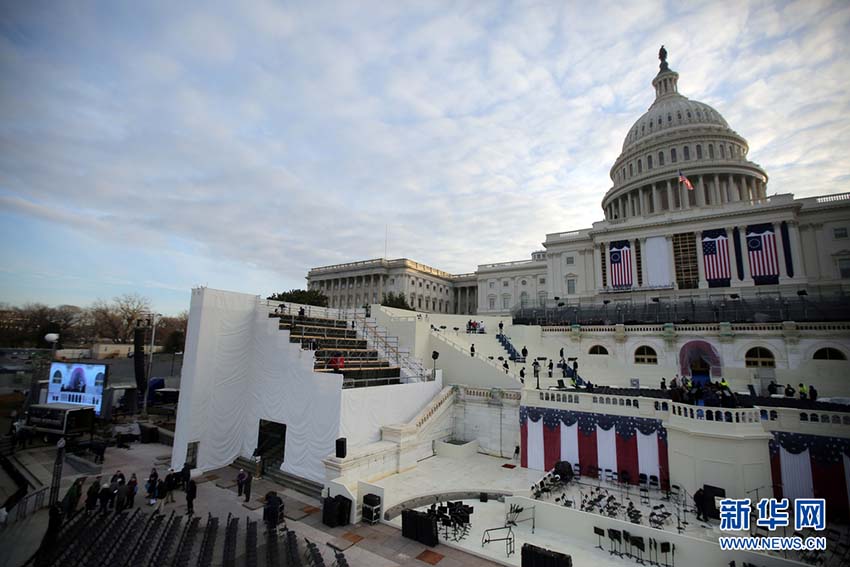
[47,362,107,416]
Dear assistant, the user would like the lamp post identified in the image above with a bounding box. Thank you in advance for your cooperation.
[143,313,162,418]
[431,351,440,381]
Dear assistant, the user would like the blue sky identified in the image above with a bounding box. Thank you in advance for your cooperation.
[1,0,849,315]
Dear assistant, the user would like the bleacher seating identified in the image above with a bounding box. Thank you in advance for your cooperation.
[269,312,402,386]
[29,510,347,567]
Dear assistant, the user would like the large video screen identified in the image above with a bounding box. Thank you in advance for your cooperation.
[47,362,107,416]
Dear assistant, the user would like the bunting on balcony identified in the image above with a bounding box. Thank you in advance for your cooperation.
[768,432,850,522]
[520,405,668,489]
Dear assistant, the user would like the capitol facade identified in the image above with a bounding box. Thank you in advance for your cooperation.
[308,51,850,318]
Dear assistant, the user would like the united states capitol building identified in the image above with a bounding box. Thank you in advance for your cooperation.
[308,52,850,319]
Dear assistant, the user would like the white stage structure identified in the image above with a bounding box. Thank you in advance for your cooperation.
[171,288,442,485]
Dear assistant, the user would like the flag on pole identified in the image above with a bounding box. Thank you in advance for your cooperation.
[678,170,694,191]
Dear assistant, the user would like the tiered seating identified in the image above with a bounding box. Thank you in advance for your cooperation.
[245,518,258,567]
[197,514,219,567]
[269,313,401,386]
[222,513,239,567]
[150,512,183,567]
[172,514,202,567]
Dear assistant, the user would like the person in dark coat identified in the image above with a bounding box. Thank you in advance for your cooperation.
[62,478,83,519]
[154,479,165,507]
[45,503,64,545]
[127,474,138,508]
[86,479,100,512]
[243,473,252,503]
[236,469,247,497]
[110,470,125,484]
[263,491,283,532]
[98,483,112,514]
[180,463,192,491]
[185,479,197,515]
[693,488,708,521]
[115,480,128,513]
[164,469,176,503]
[521,346,528,359]
[107,478,118,510]
[147,468,159,498]
[809,384,818,403]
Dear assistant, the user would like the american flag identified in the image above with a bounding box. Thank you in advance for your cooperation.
[747,225,779,278]
[609,241,633,288]
[678,170,694,191]
[702,231,730,282]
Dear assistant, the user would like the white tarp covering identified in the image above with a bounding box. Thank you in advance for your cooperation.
[644,236,672,287]
[171,288,343,484]
[339,378,442,447]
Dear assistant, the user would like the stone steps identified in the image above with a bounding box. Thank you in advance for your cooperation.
[233,457,324,501]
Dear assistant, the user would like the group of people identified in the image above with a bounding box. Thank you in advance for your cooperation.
[144,463,197,513]
[768,381,818,401]
[660,375,740,408]
[466,320,486,333]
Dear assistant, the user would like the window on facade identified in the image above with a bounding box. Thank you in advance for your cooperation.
[629,163,633,177]
[834,227,848,239]
[709,144,715,159]
[634,346,658,364]
[519,291,529,307]
[418,297,422,308]
[670,148,677,163]
[622,167,626,180]
[745,347,775,368]
[567,278,576,295]
[489,281,495,288]
[489,296,496,310]
[696,145,702,159]
[538,292,547,306]
[637,160,643,173]
[658,151,665,166]
[683,146,690,160]
[840,258,850,279]
[503,281,509,287]
[589,345,609,355]
[566,256,575,265]
[389,278,395,285]
[502,296,510,309]
[719,145,725,159]
[647,155,653,169]
[813,347,846,360]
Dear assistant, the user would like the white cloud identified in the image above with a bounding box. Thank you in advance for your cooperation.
[0,0,849,310]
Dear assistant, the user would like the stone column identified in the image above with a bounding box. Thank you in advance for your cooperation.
[666,180,673,211]
[666,235,677,289]
[696,175,706,207]
[631,239,640,288]
[595,242,605,290]
[714,174,722,204]
[774,222,789,281]
[695,231,708,288]
[729,174,739,202]
[652,183,661,213]
[639,187,647,216]
[739,227,754,285]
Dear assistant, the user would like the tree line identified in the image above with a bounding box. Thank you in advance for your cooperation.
[267,289,414,311]
[0,293,187,351]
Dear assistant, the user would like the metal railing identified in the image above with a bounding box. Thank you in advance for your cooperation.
[6,486,48,525]
[351,314,431,382]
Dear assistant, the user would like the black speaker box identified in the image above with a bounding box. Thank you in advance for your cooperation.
[401,509,416,539]
[334,494,352,526]
[416,512,438,547]
[363,493,381,507]
[322,497,340,527]
[336,437,347,459]
[480,492,488,502]
[703,484,726,520]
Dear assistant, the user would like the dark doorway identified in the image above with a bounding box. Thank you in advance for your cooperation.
[690,358,710,385]
[257,419,286,474]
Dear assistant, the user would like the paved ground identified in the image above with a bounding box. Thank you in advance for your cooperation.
[0,441,505,567]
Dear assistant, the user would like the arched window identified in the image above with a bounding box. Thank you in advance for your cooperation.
[658,151,665,166]
[813,347,847,360]
[589,345,609,355]
[719,145,725,159]
[629,163,633,177]
[696,144,703,159]
[709,144,715,159]
[635,346,658,364]
[745,347,775,368]
[637,159,642,173]
[683,146,690,160]
[670,148,677,163]
[647,155,653,169]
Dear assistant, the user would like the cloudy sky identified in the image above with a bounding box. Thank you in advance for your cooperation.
[1,1,849,314]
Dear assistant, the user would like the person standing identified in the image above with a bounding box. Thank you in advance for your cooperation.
[237,469,247,497]
[502,360,509,374]
[519,368,526,383]
[98,483,111,515]
[693,488,707,521]
[116,480,129,513]
[164,469,176,504]
[521,346,528,360]
[62,478,83,520]
[185,478,197,515]
[127,474,138,508]
[809,384,818,402]
[532,359,540,381]
[660,378,667,390]
[85,478,100,512]
[244,473,253,503]
[470,344,475,357]
[180,462,192,491]
[559,347,564,359]
[547,360,553,378]
[147,468,159,499]
[111,470,125,484]
[498,321,504,336]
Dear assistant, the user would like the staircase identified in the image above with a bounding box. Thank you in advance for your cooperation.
[233,456,324,500]
[269,312,402,386]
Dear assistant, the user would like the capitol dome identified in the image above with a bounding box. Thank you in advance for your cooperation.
[602,48,768,221]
